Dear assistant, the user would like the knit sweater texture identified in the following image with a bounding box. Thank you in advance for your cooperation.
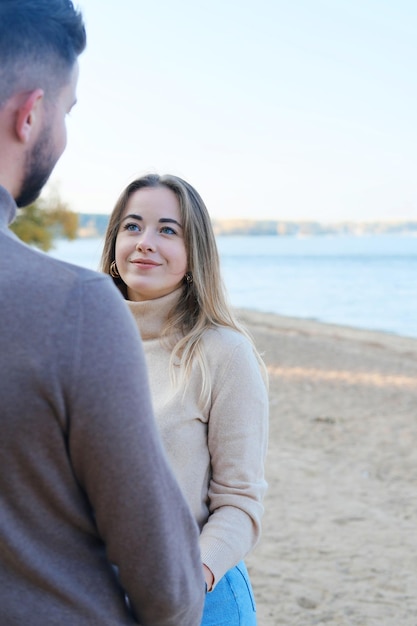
[0,186,204,625]
[128,290,269,586]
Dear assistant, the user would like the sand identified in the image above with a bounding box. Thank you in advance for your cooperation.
[235,309,417,626]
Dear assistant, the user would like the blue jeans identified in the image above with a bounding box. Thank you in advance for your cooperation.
[201,561,257,626]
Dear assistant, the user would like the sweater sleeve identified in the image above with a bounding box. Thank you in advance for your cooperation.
[67,275,205,626]
[199,330,269,586]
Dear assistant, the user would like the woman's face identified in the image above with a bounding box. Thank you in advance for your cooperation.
[115,186,188,302]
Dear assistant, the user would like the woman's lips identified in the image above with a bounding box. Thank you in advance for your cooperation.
[130,258,160,268]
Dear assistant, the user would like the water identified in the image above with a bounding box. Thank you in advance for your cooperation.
[48,234,417,339]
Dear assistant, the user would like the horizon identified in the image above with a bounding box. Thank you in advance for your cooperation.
[75,212,417,240]
[76,211,417,226]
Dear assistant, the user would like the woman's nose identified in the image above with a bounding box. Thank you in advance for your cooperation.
[135,230,156,252]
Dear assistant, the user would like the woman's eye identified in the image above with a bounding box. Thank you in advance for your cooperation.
[124,222,140,232]
[161,226,176,235]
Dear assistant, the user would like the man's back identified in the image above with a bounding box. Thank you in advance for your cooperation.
[0,186,204,625]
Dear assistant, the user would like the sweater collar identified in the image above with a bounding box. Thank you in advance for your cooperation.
[127,289,182,340]
[0,185,17,228]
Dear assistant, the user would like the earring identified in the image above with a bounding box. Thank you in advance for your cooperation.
[185,271,193,285]
[110,260,120,278]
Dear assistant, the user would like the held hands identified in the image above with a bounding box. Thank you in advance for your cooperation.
[203,563,214,592]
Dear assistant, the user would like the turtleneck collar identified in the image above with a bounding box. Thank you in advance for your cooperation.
[0,185,17,228]
[127,288,182,341]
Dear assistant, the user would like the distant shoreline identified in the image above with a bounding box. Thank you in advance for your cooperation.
[77,213,417,238]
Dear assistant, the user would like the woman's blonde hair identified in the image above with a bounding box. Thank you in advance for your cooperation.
[101,173,267,407]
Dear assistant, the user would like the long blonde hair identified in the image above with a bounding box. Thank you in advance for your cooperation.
[101,173,267,407]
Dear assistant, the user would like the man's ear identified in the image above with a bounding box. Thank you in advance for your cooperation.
[15,88,44,144]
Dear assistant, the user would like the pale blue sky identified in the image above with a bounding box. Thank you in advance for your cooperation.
[50,0,417,221]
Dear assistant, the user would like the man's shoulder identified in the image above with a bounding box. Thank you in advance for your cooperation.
[37,253,120,307]
[1,232,118,307]
[10,235,109,287]
[41,254,108,287]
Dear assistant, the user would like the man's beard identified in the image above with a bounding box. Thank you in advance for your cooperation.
[15,125,59,208]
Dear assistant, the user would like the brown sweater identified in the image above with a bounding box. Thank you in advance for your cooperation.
[0,186,205,625]
[128,290,269,587]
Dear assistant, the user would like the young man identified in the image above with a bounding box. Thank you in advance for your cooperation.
[0,2,205,624]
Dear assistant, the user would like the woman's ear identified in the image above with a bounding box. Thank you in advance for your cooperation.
[15,88,44,143]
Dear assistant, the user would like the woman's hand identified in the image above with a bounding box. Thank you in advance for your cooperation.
[203,563,214,592]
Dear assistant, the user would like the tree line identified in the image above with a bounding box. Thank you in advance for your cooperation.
[10,190,78,251]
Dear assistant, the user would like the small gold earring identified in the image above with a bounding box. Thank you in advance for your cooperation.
[185,271,193,285]
[110,260,120,278]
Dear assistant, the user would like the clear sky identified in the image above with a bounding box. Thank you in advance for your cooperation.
[49,0,417,222]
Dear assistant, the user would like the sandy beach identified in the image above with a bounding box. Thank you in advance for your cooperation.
[236,309,417,626]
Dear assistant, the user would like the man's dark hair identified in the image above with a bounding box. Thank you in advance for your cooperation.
[0,0,86,107]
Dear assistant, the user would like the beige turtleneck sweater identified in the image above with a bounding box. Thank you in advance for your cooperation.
[128,289,269,587]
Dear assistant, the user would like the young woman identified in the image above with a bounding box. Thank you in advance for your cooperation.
[101,173,269,625]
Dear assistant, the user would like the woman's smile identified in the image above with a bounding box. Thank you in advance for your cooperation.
[130,258,161,268]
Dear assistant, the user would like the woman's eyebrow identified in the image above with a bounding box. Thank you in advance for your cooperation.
[122,213,142,221]
[159,218,182,228]
[121,214,182,228]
